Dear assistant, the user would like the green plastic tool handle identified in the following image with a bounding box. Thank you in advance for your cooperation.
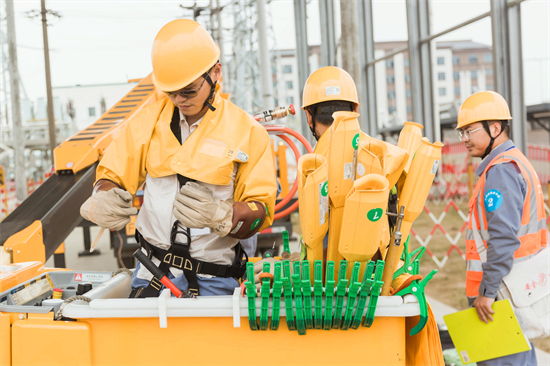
[282,230,290,254]
[332,260,348,329]
[394,237,427,280]
[292,273,307,335]
[282,260,296,331]
[323,261,335,330]
[395,269,438,336]
[271,262,282,330]
[245,262,258,330]
[351,261,375,329]
[301,261,314,329]
[342,262,361,330]
[364,260,385,328]
[259,262,271,330]
[313,260,324,330]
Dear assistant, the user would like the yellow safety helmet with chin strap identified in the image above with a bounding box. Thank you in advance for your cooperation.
[456,90,512,130]
[301,66,359,109]
[151,19,220,92]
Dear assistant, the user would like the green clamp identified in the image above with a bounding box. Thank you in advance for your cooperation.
[342,262,361,330]
[282,230,290,255]
[332,260,348,329]
[395,269,438,336]
[351,261,375,329]
[292,273,307,335]
[301,261,314,329]
[323,261,335,330]
[313,260,324,329]
[270,262,282,330]
[282,260,296,331]
[245,262,258,331]
[259,261,271,330]
[364,260,385,328]
[394,236,426,280]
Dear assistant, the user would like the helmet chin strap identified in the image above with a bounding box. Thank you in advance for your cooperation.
[202,73,217,112]
[308,108,320,141]
[481,120,504,159]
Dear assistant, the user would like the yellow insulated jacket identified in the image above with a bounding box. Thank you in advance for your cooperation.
[96,93,277,232]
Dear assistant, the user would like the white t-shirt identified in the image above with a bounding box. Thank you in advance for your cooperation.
[134,110,239,281]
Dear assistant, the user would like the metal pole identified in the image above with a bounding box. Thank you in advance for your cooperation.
[256,0,274,110]
[5,0,27,202]
[293,0,310,143]
[357,0,377,136]
[340,0,362,109]
[216,0,228,91]
[41,0,56,166]
[318,0,336,67]
[367,46,408,67]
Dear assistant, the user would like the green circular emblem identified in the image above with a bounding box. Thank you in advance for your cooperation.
[321,181,328,197]
[352,133,360,150]
[367,208,383,222]
[251,218,261,230]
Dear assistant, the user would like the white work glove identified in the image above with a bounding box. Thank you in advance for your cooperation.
[80,188,137,231]
[173,182,233,237]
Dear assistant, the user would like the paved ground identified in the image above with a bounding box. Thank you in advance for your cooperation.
[428,295,550,365]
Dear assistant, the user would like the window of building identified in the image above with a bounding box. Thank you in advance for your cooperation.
[486,68,493,75]
[437,57,445,65]
[454,86,460,96]
[438,72,445,80]
[469,55,478,64]
[471,70,478,79]
[405,74,410,83]
[286,81,293,90]
[386,59,394,68]
[404,58,409,67]
[453,56,460,65]
[389,106,396,114]
[487,84,494,90]
[286,96,294,105]
[283,65,292,74]
[88,107,96,117]
[439,88,446,96]
[453,71,460,80]
[388,91,396,99]
[483,54,493,63]
[407,105,412,113]
[387,75,395,84]
[406,89,411,98]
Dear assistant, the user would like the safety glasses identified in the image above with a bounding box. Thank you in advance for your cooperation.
[164,76,208,99]
[458,127,483,141]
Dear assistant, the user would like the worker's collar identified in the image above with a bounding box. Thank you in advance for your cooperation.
[179,109,204,128]
[475,139,515,176]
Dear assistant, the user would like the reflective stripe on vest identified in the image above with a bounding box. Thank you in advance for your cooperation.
[465,147,548,299]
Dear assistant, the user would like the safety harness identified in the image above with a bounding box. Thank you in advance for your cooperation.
[130,222,248,298]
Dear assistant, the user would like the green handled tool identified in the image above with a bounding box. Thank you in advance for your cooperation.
[244,262,258,330]
[351,261,375,329]
[323,261,335,330]
[395,269,438,336]
[270,261,282,330]
[313,260,324,329]
[393,236,426,280]
[332,260,348,329]
[282,260,296,331]
[259,261,271,330]
[341,262,361,330]
[282,230,291,255]
[364,260,385,327]
[292,273,307,335]
[301,261,314,329]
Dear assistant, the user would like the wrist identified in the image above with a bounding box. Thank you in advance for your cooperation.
[227,201,267,239]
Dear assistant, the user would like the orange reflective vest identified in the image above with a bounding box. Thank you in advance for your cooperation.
[466,147,547,299]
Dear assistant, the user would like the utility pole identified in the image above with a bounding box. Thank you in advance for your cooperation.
[216,0,228,91]
[340,1,362,107]
[40,0,56,166]
[5,0,28,202]
[256,0,274,110]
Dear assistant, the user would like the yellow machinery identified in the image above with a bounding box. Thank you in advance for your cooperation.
[0,75,443,366]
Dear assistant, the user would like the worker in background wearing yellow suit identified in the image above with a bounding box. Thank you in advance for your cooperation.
[80,19,277,297]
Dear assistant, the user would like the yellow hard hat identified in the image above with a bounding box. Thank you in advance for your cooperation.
[302,66,359,109]
[151,19,220,92]
[456,91,512,130]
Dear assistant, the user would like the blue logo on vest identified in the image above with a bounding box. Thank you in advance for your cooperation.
[484,189,503,212]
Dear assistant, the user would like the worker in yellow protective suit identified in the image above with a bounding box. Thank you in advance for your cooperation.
[80,19,277,297]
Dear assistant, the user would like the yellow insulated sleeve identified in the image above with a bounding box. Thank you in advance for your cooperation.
[327,205,345,279]
[297,153,329,281]
[397,121,424,173]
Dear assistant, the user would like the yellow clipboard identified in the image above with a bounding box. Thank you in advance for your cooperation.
[443,299,531,364]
